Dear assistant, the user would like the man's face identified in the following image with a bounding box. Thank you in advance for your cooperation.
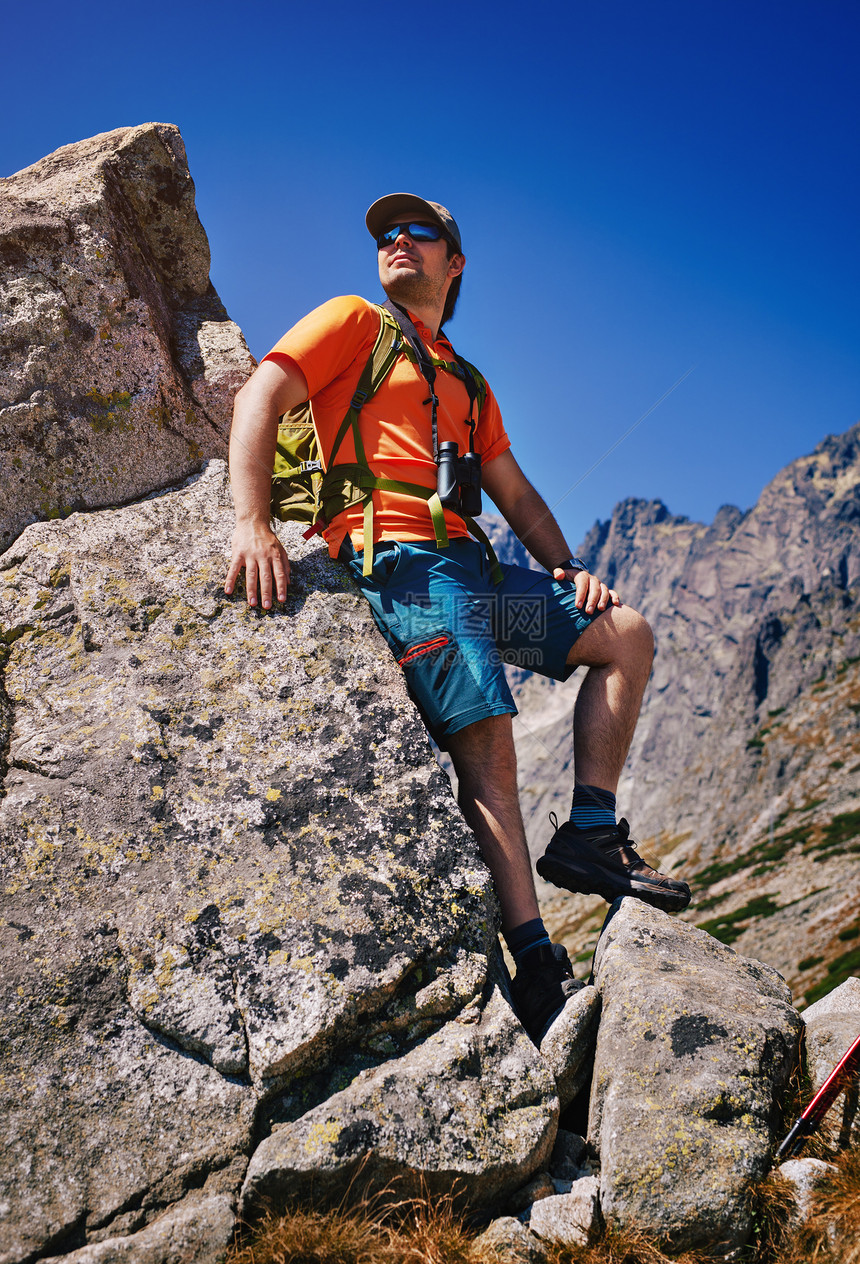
[377,220,463,309]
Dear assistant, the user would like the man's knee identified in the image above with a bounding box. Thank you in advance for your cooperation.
[567,603,654,670]
[447,713,516,777]
[617,605,654,663]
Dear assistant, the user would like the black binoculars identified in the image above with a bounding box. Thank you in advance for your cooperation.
[436,441,483,517]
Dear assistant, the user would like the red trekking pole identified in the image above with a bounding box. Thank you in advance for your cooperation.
[777,1029,860,1160]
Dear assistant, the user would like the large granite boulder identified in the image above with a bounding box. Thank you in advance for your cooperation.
[588,899,802,1256]
[0,123,253,552]
[0,462,524,1261]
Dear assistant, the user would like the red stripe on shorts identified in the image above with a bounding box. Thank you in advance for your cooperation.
[397,635,451,667]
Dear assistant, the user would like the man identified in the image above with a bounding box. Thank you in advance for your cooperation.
[224,193,691,1043]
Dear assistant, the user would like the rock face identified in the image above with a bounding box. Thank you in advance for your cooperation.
[580,431,860,853]
[509,425,860,1002]
[0,463,526,1260]
[588,899,802,1255]
[0,123,253,552]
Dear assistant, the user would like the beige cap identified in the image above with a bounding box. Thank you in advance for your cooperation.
[366,193,462,251]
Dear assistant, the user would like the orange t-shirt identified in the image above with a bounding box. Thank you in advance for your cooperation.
[263,295,510,556]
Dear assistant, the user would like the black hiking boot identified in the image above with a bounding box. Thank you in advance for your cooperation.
[509,942,582,1045]
[536,817,692,913]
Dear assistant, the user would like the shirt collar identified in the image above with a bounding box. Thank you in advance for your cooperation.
[407,310,452,352]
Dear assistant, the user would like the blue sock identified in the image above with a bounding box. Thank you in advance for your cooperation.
[504,917,551,970]
[570,785,616,830]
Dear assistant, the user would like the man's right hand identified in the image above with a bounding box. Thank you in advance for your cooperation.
[223,358,309,609]
[224,522,290,609]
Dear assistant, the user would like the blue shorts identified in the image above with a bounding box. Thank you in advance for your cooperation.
[340,537,603,747]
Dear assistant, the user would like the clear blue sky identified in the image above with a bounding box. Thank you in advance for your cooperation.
[4,0,859,550]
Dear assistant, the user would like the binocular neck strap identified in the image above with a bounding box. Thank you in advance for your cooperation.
[381,301,482,455]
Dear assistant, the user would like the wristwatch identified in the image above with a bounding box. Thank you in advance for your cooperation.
[555,556,588,573]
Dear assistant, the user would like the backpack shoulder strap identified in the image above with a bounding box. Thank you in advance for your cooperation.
[450,353,488,412]
[327,304,404,469]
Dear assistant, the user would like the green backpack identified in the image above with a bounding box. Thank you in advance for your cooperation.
[270,303,501,581]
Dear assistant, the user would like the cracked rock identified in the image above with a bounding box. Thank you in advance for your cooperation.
[539,985,600,1109]
[42,1195,236,1264]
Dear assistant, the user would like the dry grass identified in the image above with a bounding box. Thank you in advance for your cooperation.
[779,1146,860,1264]
[746,1169,803,1264]
[229,1190,478,1264]
[229,1147,860,1264]
[230,1202,726,1264]
[535,1226,715,1264]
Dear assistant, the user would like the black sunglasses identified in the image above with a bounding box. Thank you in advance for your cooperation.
[376,222,446,249]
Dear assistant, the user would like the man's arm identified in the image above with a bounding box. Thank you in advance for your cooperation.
[223,358,309,608]
[481,450,620,614]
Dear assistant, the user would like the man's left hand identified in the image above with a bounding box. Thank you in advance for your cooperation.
[552,566,621,614]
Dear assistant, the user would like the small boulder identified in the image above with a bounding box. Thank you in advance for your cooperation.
[801,977,860,1148]
[240,983,559,1216]
[528,1177,601,1248]
[548,1129,587,1182]
[508,1172,555,1215]
[776,1158,838,1225]
[471,1216,550,1263]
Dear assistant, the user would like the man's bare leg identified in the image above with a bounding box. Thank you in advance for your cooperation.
[447,712,580,1042]
[565,603,654,791]
[445,713,539,933]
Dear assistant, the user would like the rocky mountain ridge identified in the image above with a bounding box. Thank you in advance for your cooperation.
[508,424,860,1006]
